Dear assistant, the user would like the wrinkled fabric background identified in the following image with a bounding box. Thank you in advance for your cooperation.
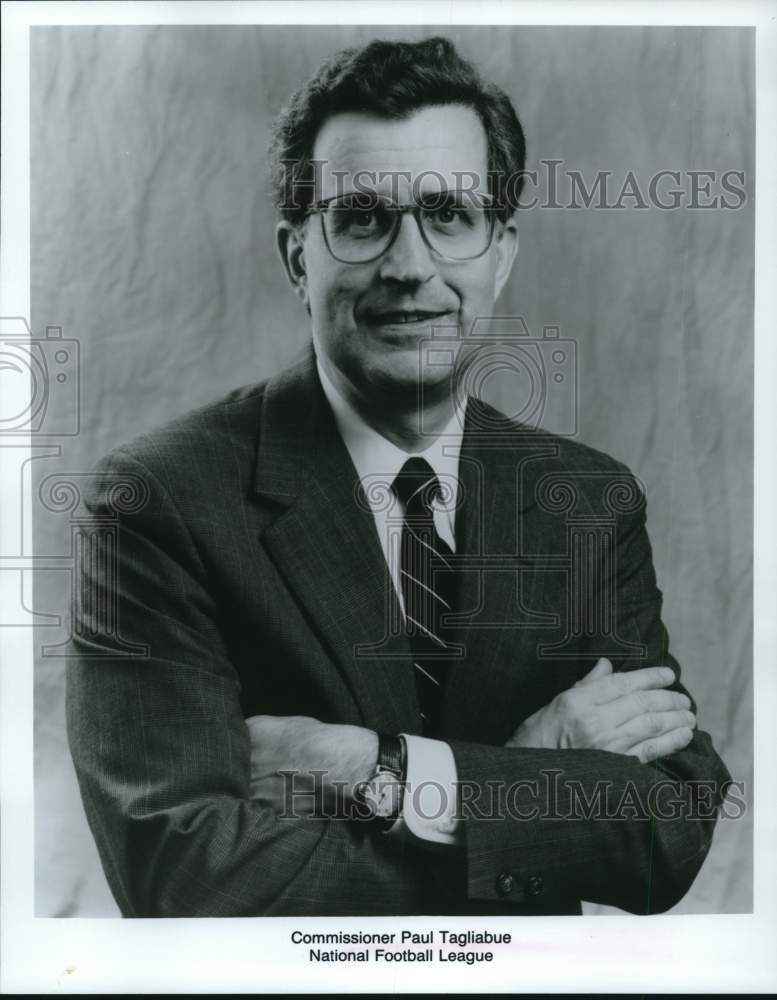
[30,25,753,917]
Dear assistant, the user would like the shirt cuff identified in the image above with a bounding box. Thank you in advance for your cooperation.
[383,734,463,846]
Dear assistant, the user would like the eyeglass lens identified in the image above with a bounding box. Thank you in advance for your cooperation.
[320,192,494,262]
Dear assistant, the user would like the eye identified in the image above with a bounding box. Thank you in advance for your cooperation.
[436,206,459,224]
[340,194,385,228]
[350,208,377,227]
[425,202,471,228]
[326,195,386,237]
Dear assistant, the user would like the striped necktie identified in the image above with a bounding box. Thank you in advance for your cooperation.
[392,457,456,734]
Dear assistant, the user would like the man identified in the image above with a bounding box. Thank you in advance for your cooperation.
[67,36,731,917]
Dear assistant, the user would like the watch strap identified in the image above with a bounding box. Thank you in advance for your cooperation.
[376,733,406,779]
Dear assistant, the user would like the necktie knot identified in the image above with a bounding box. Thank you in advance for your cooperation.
[392,457,441,515]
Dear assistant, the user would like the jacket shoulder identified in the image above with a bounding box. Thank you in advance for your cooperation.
[467,398,646,522]
[471,396,634,476]
[96,380,269,479]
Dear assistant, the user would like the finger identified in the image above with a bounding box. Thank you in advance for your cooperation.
[606,709,696,752]
[245,714,286,734]
[608,688,692,726]
[245,714,320,739]
[575,658,613,687]
[627,726,694,764]
[593,666,677,704]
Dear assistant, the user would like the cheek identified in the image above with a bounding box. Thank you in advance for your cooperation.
[307,273,368,344]
[455,264,497,318]
[307,272,352,319]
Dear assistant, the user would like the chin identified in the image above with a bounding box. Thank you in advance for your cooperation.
[363,355,456,400]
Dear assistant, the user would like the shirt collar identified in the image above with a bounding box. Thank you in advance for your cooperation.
[316,357,466,499]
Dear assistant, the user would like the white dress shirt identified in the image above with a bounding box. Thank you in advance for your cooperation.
[317,359,464,847]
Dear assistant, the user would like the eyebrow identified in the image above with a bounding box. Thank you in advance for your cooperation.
[320,188,493,206]
[415,189,492,205]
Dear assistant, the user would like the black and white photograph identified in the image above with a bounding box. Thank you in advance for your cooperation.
[1,1,774,994]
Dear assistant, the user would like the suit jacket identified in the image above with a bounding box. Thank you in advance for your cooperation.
[66,348,731,917]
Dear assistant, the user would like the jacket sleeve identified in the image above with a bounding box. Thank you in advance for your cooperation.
[66,449,419,917]
[447,470,733,914]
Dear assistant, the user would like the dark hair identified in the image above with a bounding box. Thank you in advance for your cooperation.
[269,36,526,224]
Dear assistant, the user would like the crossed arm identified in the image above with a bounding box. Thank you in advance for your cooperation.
[246,656,699,799]
[245,657,697,838]
[67,449,731,916]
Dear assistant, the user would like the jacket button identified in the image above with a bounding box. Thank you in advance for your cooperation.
[526,875,544,896]
[496,872,515,896]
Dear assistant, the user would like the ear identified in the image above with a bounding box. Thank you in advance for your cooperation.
[493,215,519,300]
[276,220,309,309]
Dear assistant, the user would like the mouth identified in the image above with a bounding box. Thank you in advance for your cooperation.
[365,309,453,326]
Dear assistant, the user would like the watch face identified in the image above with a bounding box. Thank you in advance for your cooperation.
[361,771,404,819]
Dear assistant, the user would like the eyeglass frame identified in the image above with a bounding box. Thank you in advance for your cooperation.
[303,190,500,265]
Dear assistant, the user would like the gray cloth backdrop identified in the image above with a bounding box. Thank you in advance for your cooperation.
[30,25,753,916]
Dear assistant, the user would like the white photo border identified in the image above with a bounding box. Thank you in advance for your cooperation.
[1,0,774,993]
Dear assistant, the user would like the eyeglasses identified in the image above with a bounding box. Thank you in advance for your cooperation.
[305,191,498,264]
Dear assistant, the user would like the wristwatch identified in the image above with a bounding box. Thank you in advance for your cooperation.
[354,733,407,829]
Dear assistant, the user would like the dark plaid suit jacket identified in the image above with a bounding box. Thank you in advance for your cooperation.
[67,348,731,916]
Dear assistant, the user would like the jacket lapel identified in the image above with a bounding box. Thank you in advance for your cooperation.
[253,350,422,735]
[437,400,562,742]
[252,352,565,743]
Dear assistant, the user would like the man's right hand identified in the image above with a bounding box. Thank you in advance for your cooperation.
[505,659,695,763]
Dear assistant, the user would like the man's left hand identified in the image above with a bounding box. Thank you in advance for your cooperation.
[245,714,378,814]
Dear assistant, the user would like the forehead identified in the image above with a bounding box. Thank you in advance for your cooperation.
[312,104,489,201]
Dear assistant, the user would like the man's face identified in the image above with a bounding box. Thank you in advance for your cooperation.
[278,104,518,402]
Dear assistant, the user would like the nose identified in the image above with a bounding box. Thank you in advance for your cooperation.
[377,212,436,284]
